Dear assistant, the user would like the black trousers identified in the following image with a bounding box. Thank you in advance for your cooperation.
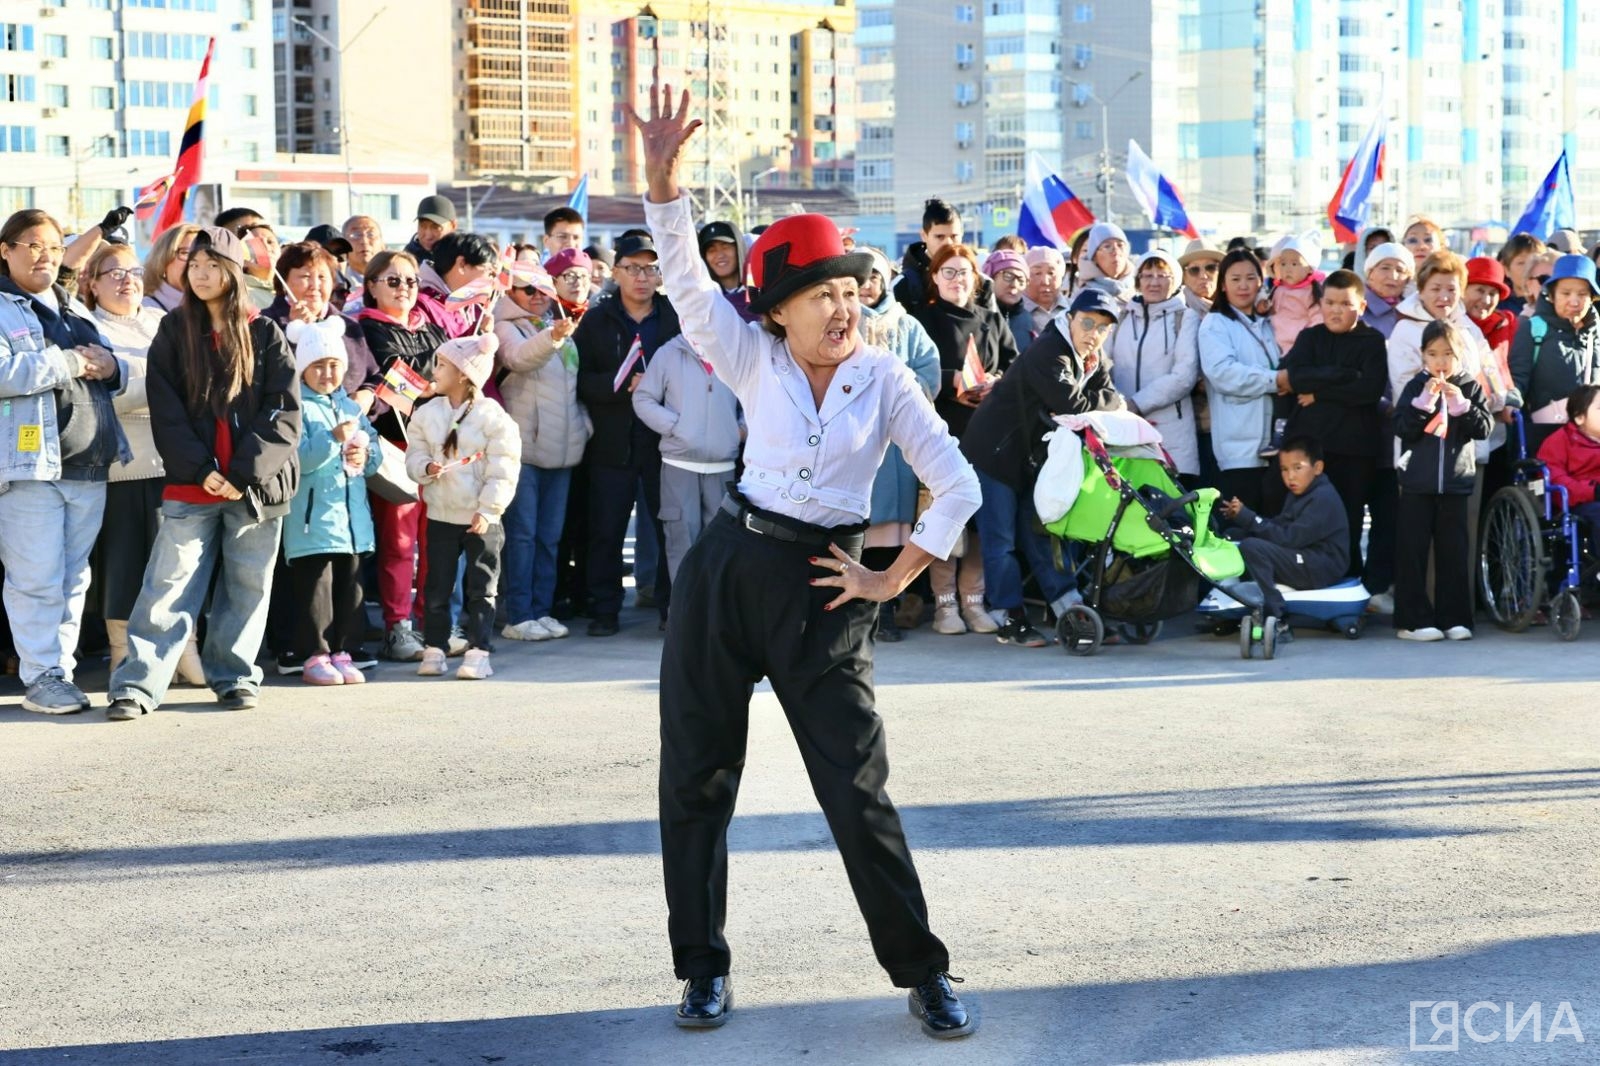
[1239,538,1334,619]
[1364,465,1399,594]
[1395,492,1472,631]
[587,459,668,619]
[97,478,165,620]
[289,552,366,658]
[1321,452,1378,582]
[658,509,950,987]
[423,519,503,652]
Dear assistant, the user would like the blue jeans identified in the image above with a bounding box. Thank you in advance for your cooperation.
[503,463,572,623]
[110,499,282,711]
[0,479,106,685]
[974,469,1073,614]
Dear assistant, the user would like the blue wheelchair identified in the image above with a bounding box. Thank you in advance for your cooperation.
[1479,412,1596,640]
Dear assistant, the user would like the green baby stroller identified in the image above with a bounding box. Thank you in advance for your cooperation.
[1040,425,1245,655]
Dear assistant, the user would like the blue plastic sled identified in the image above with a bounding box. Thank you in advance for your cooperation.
[1196,577,1370,639]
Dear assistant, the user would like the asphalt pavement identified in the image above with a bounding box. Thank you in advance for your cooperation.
[3,606,1598,1065]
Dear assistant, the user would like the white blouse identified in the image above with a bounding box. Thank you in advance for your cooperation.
[645,195,979,559]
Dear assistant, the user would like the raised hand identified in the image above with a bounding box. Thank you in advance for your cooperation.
[627,76,703,204]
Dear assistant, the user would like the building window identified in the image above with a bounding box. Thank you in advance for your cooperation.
[356,193,399,220]
[240,0,256,18]
[955,4,975,23]
[244,94,258,117]
[0,126,38,153]
[0,186,33,211]
[1073,3,1094,22]
[954,82,976,106]
[92,86,115,109]
[1075,120,1094,139]
[955,42,974,67]
[45,84,67,107]
[1071,82,1093,106]
[1,74,35,102]
[955,121,974,147]
[1073,43,1093,65]
[92,37,114,60]
[243,46,257,68]
[955,160,975,182]
[46,135,70,157]
[0,23,35,51]
[43,34,67,58]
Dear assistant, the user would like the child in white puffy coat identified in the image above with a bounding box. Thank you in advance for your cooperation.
[405,334,522,679]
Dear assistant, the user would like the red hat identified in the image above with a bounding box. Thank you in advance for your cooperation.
[747,214,874,314]
[1465,257,1511,301]
[545,247,592,276]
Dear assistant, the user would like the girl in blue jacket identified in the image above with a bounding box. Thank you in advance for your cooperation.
[285,318,382,685]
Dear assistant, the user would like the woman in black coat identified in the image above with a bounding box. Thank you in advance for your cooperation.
[908,243,1019,635]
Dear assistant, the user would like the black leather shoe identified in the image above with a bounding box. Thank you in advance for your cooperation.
[908,972,974,1039]
[674,975,732,1028]
[586,615,620,637]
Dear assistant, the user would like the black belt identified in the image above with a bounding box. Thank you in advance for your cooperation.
[719,495,865,550]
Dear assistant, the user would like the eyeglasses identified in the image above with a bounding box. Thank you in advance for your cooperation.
[345,229,382,241]
[1185,264,1219,276]
[173,246,193,261]
[377,275,418,290]
[7,241,65,259]
[995,270,1026,285]
[555,270,588,285]
[937,267,974,281]
[1076,319,1116,336]
[96,267,142,283]
[617,263,661,278]
[1531,273,1552,284]
[515,285,548,297]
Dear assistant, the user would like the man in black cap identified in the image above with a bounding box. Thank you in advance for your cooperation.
[305,223,354,305]
[573,231,679,637]
[405,194,458,260]
[697,220,754,322]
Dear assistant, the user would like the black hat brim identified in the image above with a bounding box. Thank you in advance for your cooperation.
[748,252,876,315]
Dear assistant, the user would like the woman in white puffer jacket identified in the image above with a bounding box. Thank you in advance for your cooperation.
[1109,250,1200,480]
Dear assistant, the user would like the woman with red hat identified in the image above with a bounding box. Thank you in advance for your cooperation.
[1464,257,1518,360]
[633,84,980,1039]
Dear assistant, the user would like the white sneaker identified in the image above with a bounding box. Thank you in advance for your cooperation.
[447,628,469,657]
[535,615,569,639]
[417,646,447,676]
[1367,591,1395,615]
[1445,626,1473,641]
[501,619,552,642]
[456,649,493,680]
[1397,627,1445,642]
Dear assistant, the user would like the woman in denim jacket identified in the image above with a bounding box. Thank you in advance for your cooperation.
[0,209,129,715]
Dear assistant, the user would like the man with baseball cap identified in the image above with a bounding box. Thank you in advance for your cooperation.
[697,220,753,322]
[960,287,1124,648]
[404,194,458,260]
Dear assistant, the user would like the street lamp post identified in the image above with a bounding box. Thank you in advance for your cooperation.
[292,9,386,214]
[1068,71,1142,226]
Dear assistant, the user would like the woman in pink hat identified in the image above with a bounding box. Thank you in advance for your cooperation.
[633,83,980,1039]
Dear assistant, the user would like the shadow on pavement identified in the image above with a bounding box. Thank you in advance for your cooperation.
[4,932,1593,1065]
[13,766,1599,879]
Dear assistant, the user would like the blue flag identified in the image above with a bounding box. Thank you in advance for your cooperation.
[1512,151,1576,239]
[568,174,589,229]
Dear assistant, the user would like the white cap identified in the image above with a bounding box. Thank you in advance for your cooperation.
[286,317,348,377]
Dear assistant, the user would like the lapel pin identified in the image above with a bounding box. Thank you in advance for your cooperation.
[842,384,852,393]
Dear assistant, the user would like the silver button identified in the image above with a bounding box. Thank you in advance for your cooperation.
[808,434,819,446]
[793,490,810,502]
[799,468,810,480]
[758,472,767,479]
[914,521,926,533]
[778,362,790,374]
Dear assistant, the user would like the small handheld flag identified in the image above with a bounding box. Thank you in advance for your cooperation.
[955,334,990,399]
[612,334,643,392]
[133,174,175,220]
[242,234,275,272]
[374,360,430,417]
[445,276,499,312]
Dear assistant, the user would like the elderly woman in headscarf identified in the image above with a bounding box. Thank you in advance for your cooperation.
[1110,249,1200,482]
[858,246,941,640]
[1073,222,1134,302]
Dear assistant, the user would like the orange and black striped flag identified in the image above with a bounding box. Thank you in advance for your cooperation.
[153,36,215,236]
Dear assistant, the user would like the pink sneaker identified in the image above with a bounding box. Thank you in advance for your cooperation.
[330,652,365,685]
[301,653,344,686]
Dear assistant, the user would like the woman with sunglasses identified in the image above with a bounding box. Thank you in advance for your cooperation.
[105,227,301,720]
[1176,238,1225,486]
[908,242,1018,636]
[141,224,201,313]
[81,242,204,686]
[493,247,595,642]
[0,209,129,714]
[355,249,450,663]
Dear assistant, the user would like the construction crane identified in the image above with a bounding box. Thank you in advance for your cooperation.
[694,0,743,227]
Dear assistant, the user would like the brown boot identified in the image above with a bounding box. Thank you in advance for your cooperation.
[105,619,129,674]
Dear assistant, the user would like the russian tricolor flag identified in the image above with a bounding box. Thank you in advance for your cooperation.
[1125,140,1199,239]
[1327,108,1386,244]
[1018,152,1095,250]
